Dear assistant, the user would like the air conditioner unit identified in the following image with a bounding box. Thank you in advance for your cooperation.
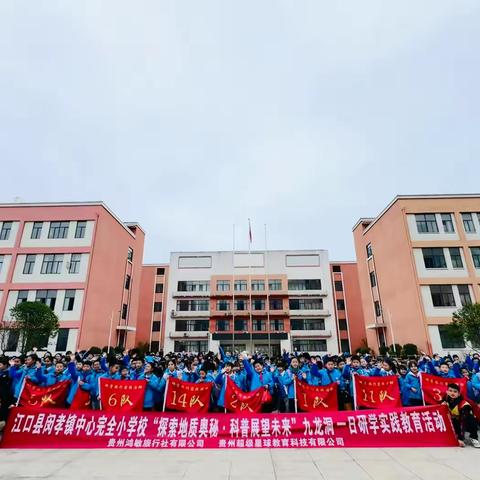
[171,309,175,317]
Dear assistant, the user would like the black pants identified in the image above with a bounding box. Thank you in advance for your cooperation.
[408,398,424,407]
[452,414,478,441]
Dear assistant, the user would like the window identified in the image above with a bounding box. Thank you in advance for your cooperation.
[0,222,12,241]
[174,341,208,353]
[340,339,350,353]
[251,280,265,291]
[288,279,322,291]
[156,267,165,275]
[336,299,345,311]
[292,340,327,352]
[36,290,57,309]
[416,214,439,233]
[175,320,209,331]
[153,302,162,312]
[48,221,69,239]
[150,341,160,352]
[217,300,230,311]
[55,329,69,351]
[176,300,209,311]
[127,248,134,261]
[338,318,348,331]
[334,281,343,292]
[41,254,64,274]
[253,319,266,331]
[125,275,131,290]
[438,325,465,349]
[234,280,247,291]
[74,221,87,239]
[290,319,325,330]
[332,265,341,273]
[462,213,476,233]
[369,271,376,287]
[216,280,230,292]
[16,290,29,305]
[366,244,373,258]
[441,213,455,233]
[121,304,128,319]
[471,247,480,268]
[430,285,455,307]
[152,321,161,332]
[374,301,382,317]
[177,281,209,292]
[458,285,472,306]
[23,254,36,274]
[31,222,43,239]
[268,279,282,290]
[449,248,463,268]
[155,283,163,293]
[422,248,447,269]
[270,319,284,331]
[234,319,248,331]
[68,253,81,274]
[235,299,248,311]
[6,330,20,351]
[289,298,323,310]
[269,299,283,310]
[216,320,230,331]
[63,290,75,311]
[252,299,265,310]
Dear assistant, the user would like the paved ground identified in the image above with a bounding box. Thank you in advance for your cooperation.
[0,447,478,480]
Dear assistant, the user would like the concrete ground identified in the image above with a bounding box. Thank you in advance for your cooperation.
[0,447,478,480]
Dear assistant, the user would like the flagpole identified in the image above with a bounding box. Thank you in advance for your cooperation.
[419,372,426,406]
[248,219,253,354]
[232,224,236,354]
[264,224,271,357]
[294,376,298,413]
[162,377,169,412]
[352,372,358,410]
[107,311,114,354]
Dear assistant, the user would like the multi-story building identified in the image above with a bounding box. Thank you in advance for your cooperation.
[136,264,169,352]
[163,250,339,355]
[0,202,145,353]
[353,194,480,355]
[330,262,366,354]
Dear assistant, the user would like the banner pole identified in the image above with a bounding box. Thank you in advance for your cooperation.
[294,377,298,413]
[419,372,425,406]
[352,373,358,410]
[162,377,169,412]
[15,377,26,406]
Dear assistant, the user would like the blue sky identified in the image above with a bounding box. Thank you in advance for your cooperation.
[1,1,479,263]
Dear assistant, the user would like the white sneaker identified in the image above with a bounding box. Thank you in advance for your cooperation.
[470,438,480,448]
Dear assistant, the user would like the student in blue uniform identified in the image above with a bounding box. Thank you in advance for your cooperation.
[403,361,423,406]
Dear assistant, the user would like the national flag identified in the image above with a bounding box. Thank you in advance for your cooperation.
[295,378,338,411]
[165,377,212,413]
[353,374,402,409]
[99,378,146,412]
[18,379,70,409]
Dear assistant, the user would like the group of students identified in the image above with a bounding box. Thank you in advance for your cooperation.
[1,347,479,447]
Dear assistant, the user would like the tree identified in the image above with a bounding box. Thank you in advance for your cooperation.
[402,343,419,356]
[9,302,59,354]
[452,303,480,351]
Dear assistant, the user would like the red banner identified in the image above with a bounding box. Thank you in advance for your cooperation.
[99,379,146,412]
[224,377,264,413]
[420,373,467,405]
[69,387,91,410]
[1,404,457,449]
[353,375,402,409]
[165,378,212,413]
[295,378,338,412]
[18,380,70,409]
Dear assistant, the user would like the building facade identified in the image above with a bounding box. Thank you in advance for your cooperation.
[136,264,169,352]
[0,202,145,353]
[330,262,366,354]
[353,194,480,356]
[162,250,339,355]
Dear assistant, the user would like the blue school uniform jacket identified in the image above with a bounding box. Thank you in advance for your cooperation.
[215,371,244,407]
[403,371,422,405]
[242,359,274,394]
[144,373,162,408]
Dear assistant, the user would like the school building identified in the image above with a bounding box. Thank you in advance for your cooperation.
[353,194,480,356]
[0,202,145,353]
